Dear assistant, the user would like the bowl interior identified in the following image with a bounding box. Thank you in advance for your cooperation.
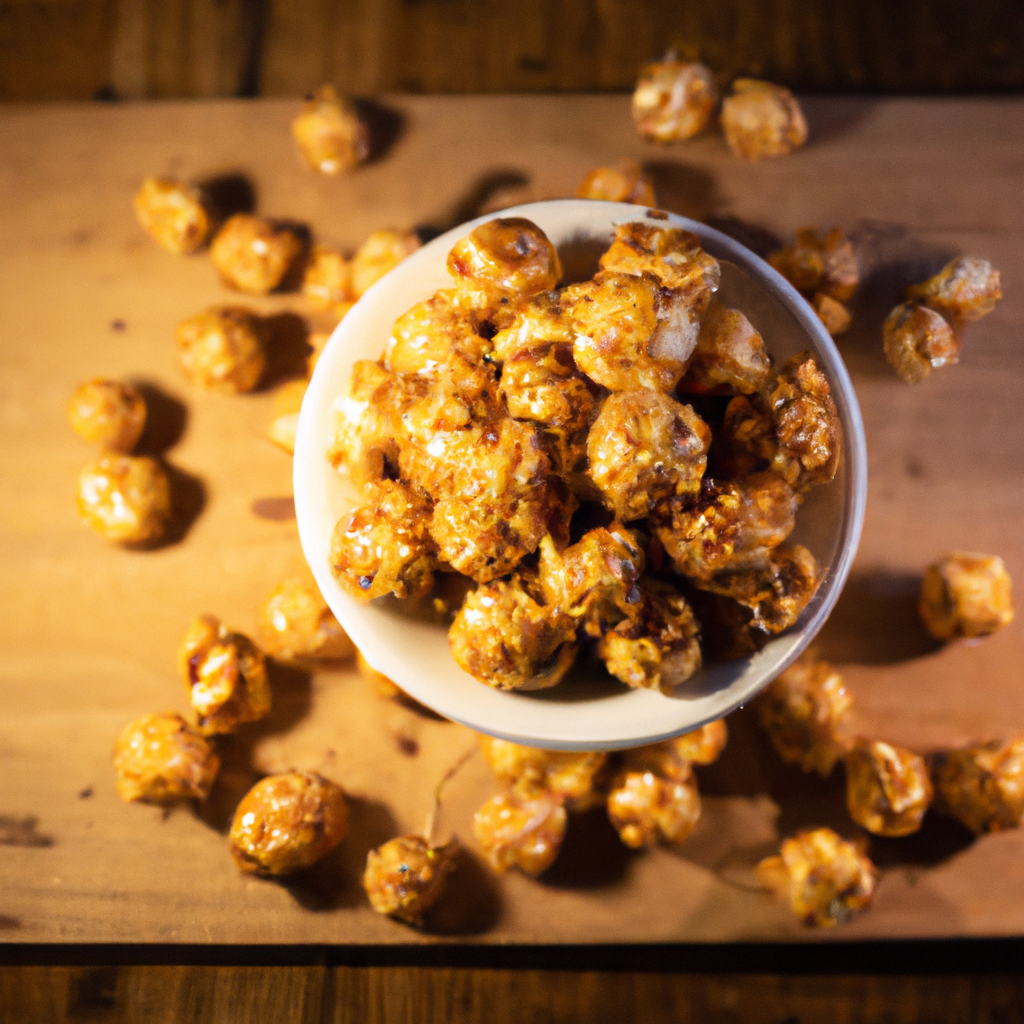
[294,200,867,751]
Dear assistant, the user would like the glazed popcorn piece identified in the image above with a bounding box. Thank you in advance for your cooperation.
[176,307,265,393]
[721,79,808,160]
[302,244,353,309]
[473,785,567,875]
[606,765,701,848]
[67,379,146,453]
[768,227,859,303]
[684,298,773,394]
[363,836,459,925]
[756,828,878,927]
[906,256,1002,323]
[919,552,1014,641]
[265,379,307,454]
[229,771,348,876]
[77,455,171,545]
[351,229,421,298]
[178,614,270,735]
[845,739,933,837]
[812,292,852,336]
[598,222,721,294]
[623,720,729,779]
[257,576,354,662]
[133,176,209,254]
[292,84,369,174]
[112,712,219,803]
[883,302,959,384]
[576,160,656,205]
[632,57,718,142]
[210,214,303,294]
[932,739,1024,835]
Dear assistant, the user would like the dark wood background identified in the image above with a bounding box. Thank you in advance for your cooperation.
[3,0,1024,102]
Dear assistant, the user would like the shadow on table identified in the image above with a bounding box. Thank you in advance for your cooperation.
[415,168,532,242]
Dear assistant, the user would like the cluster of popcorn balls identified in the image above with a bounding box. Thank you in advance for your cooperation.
[79,71,1015,931]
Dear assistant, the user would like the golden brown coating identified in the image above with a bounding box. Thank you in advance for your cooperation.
[210,214,303,294]
[446,217,562,314]
[537,525,645,638]
[905,256,1002,323]
[265,379,307,454]
[500,341,597,430]
[753,654,853,777]
[477,736,608,810]
[697,543,820,634]
[756,828,878,927]
[598,222,721,295]
[883,302,959,384]
[385,290,491,377]
[76,455,171,545]
[623,720,729,779]
[351,229,421,298]
[133,177,209,254]
[931,739,1024,835]
[656,472,798,581]
[363,836,458,925]
[112,712,220,803]
[357,648,403,699]
[67,379,146,453]
[330,480,438,601]
[845,739,932,837]
[768,227,859,303]
[587,390,711,521]
[175,307,265,393]
[449,573,577,691]
[598,578,702,693]
[720,79,808,160]
[576,160,656,205]
[302,244,352,310]
[606,766,701,848]
[684,299,773,394]
[291,84,369,174]
[229,771,348,876]
[178,614,270,735]
[473,785,567,875]
[632,58,718,142]
[257,576,354,662]
[811,293,852,337]
[919,551,1014,641]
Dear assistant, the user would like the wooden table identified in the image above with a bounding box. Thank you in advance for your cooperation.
[1,94,1023,1020]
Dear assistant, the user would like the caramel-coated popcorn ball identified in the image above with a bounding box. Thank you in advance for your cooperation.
[363,836,458,925]
[812,293,852,337]
[932,739,1024,835]
[576,161,656,205]
[606,767,701,848]
[845,740,933,837]
[77,455,171,545]
[756,828,878,927]
[919,552,1014,641]
[624,719,728,779]
[768,227,858,303]
[257,576,354,662]
[721,79,808,160]
[292,84,369,174]
[478,736,608,810]
[112,712,219,803]
[175,307,265,393]
[906,256,1002,323]
[685,299,773,394]
[351,229,421,298]
[133,177,209,254]
[67,379,146,453]
[632,58,718,142]
[229,771,348,876]
[754,655,853,776]
[210,214,303,294]
[883,302,959,385]
[265,379,307,454]
[473,785,567,875]
[178,614,270,735]
[302,244,353,310]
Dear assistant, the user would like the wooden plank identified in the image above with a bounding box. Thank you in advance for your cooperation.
[0,95,1022,946]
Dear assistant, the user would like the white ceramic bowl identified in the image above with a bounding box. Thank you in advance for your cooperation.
[294,200,867,751]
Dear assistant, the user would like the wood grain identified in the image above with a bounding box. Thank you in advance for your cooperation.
[0,95,1023,948]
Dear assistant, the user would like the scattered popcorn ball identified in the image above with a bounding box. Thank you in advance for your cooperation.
[721,79,808,160]
[632,57,718,141]
[624,720,729,780]
[210,213,303,294]
[230,771,348,875]
[768,227,858,302]
[845,739,933,837]
[257,576,354,662]
[357,649,402,699]
[576,160,656,205]
[811,292,852,336]
[906,256,1002,323]
[478,736,608,810]
[178,614,270,735]
[919,552,1014,641]
[67,379,147,453]
[756,828,878,927]
[932,739,1024,835]
[292,84,370,174]
[302,243,353,310]
[363,836,458,926]
[350,229,421,298]
[133,176,209,254]
[606,767,701,848]
[473,785,567,875]
[266,379,308,454]
[175,307,265,394]
[77,455,171,545]
[112,712,220,803]
[883,302,959,384]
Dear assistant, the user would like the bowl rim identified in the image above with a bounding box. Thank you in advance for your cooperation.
[294,199,867,751]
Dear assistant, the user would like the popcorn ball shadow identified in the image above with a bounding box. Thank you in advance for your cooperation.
[540,805,639,890]
[144,462,206,549]
[814,568,943,666]
[354,98,405,165]
[702,215,781,260]
[643,161,720,223]
[197,172,257,231]
[260,311,313,389]
[426,845,504,935]
[129,381,187,456]
[416,168,531,242]
[799,97,879,147]
[868,811,976,870]
[270,222,313,294]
